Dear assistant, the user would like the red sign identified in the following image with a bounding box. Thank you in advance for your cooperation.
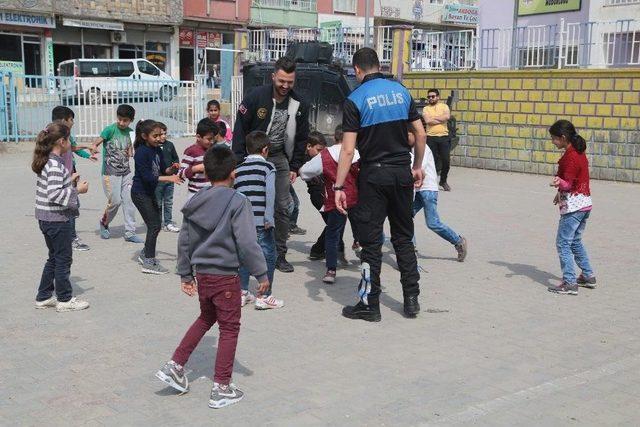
[196,31,207,48]
[179,28,194,47]
[207,32,222,49]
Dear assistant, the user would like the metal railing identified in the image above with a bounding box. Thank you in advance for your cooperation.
[480,19,640,69]
[252,0,317,12]
[410,29,476,71]
[0,73,205,142]
[230,75,243,126]
[248,26,394,66]
[604,0,640,5]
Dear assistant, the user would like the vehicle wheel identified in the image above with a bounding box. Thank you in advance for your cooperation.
[87,88,102,105]
[158,85,174,102]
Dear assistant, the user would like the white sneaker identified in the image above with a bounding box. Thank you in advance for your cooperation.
[241,290,256,307]
[35,296,57,309]
[56,297,90,312]
[164,223,181,233]
[255,295,284,310]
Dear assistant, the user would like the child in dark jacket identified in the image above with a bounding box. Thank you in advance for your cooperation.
[155,122,181,232]
[131,120,182,275]
[156,145,269,409]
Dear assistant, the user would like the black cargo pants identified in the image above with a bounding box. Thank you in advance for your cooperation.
[352,163,420,305]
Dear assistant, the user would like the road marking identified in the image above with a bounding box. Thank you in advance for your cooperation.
[425,353,640,425]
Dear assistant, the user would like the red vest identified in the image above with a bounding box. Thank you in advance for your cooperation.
[321,148,359,212]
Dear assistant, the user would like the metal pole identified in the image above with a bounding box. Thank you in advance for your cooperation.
[364,0,371,47]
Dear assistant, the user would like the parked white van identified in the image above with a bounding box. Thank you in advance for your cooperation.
[58,59,178,103]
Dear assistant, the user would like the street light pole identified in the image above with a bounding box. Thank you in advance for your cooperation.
[364,0,371,47]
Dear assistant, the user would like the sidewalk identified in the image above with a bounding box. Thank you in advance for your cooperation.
[1,138,639,426]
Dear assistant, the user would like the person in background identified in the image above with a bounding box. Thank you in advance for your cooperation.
[423,88,452,191]
[207,99,233,143]
[155,122,181,233]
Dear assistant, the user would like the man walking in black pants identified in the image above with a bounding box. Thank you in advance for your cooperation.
[423,88,452,191]
[334,48,427,322]
[232,56,310,273]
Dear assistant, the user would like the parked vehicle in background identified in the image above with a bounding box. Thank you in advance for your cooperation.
[58,58,178,104]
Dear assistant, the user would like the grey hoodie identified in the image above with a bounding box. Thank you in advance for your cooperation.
[177,185,268,283]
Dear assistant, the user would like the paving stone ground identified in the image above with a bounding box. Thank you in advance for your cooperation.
[1,138,640,426]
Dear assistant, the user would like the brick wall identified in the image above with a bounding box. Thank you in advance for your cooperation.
[404,70,640,183]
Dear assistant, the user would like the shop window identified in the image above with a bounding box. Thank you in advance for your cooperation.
[0,34,22,62]
[79,61,110,77]
[54,45,82,73]
[83,45,111,59]
[110,61,135,77]
[137,60,160,76]
[119,44,143,59]
[23,42,41,76]
[145,41,167,72]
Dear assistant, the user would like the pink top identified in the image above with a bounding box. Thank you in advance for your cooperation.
[217,118,233,142]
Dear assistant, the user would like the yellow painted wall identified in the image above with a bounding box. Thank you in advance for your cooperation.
[404,69,640,182]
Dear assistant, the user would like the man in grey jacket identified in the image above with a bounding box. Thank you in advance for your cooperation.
[156,146,268,409]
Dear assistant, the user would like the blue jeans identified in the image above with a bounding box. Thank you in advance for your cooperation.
[37,220,74,303]
[413,190,461,245]
[325,210,347,270]
[155,182,175,226]
[288,185,300,226]
[239,227,276,296]
[556,210,594,284]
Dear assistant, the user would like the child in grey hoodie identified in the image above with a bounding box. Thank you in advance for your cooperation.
[156,145,269,409]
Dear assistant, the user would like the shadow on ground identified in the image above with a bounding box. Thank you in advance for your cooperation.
[489,261,560,288]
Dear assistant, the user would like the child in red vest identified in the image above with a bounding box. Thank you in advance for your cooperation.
[300,128,359,284]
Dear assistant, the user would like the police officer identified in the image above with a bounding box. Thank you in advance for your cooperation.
[335,48,426,322]
[232,56,310,273]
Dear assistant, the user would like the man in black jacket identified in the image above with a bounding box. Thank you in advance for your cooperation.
[232,56,310,272]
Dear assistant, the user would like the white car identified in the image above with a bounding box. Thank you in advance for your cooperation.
[58,58,178,104]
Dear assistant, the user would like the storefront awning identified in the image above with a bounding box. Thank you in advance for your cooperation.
[62,18,124,31]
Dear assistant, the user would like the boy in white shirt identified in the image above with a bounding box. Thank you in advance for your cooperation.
[413,144,467,261]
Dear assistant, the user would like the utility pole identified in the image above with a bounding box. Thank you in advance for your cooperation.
[364,0,371,47]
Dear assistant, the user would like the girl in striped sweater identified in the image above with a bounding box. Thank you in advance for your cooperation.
[32,123,90,312]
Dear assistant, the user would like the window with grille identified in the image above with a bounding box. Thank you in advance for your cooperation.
[333,0,356,13]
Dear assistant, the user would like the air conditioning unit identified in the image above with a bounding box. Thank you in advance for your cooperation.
[111,31,127,44]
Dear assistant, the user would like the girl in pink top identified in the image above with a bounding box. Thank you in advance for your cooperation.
[207,99,233,142]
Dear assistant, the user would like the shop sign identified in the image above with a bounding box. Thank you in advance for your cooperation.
[62,18,124,31]
[207,32,222,49]
[518,0,581,16]
[0,60,25,74]
[179,28,194,47]
[442,3,479,25]
[45,35,55,92]
[0,11,55,28]
[196,32,208,49]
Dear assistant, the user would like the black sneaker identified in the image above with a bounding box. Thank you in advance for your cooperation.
[309,251,325,260]
[404,295,420,318]
[548,281,578,295]
[342,301,381,322]
[276,256,294,273]
[289,225,307,235]
[577,274,597,289]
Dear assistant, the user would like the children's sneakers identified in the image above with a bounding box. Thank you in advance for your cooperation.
[124,233,144,244]
[156,360,189,394]
[255,295,284,310]
[141,259,170,275]
[35,296,57,309]
[548,281,578,295]
[56,297,90,312]
[241,290,256,307]
[577,274,597,289]
[323,270,336,284]
[72,238,90,251]
[99,221,110,239]
[455,236,468,262]
[209,383,244,409]
[163,223,181,233]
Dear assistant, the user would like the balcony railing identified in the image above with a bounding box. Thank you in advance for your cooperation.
[252,0,317,12]
[604,0,640,5]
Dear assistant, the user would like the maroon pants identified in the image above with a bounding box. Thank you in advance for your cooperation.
[172,274,241,384]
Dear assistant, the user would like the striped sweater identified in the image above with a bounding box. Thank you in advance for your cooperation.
[35,153,79,222]
[179,143,210,194]
[234,155,275,228]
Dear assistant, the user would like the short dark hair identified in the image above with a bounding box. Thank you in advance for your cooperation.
[51,106,74,121]
[204,145,236,182]
[427,88,440,96]
[156,121,167,131]
[207,99,220,110]
[217,121,227,138]
[116,104,135,120]
[275,56,296,74]
[307,131,327,147]
[246,131,270,155]
[334,124,343,143]
[196,117,219,138]
[352,47,380,71]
